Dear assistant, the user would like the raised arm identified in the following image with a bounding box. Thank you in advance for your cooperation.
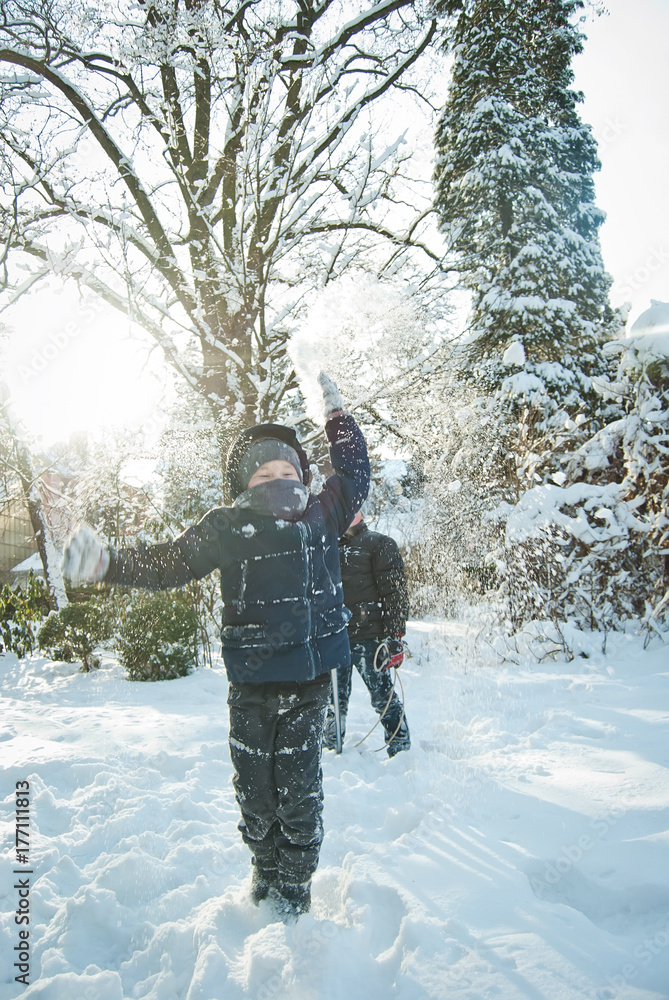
[305,372,370,533]
[323,412,370,528]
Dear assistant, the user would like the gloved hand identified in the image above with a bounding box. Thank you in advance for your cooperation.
[61,526,110,585]
[318,371,345,421]
[375,637,405,671]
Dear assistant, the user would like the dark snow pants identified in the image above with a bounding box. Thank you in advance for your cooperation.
[328,638,409,744]
[227,674,330,882]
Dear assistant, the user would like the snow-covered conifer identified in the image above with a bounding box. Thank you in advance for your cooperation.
[434,0,615,367]
[428,0,624,611]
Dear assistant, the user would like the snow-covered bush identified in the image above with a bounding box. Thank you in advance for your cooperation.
[494,482,649,634]
[575,326,668,630]
[116,591,198,682]
[497,312,669,637]
[0,572,49,658]
[37,597,115,671]
[404,356,605,613]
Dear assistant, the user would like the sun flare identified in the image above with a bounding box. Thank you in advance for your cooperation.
[3,286,166,446]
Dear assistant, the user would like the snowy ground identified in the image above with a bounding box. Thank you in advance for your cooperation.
[1,617,668,1000]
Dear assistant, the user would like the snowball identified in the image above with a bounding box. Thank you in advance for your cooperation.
[502,341,526,366]
[447,479,462,493]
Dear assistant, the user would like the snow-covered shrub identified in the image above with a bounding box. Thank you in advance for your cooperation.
[497,318,669,636]
[37,597,115,672]
[116,591,198,682]
[494,483,650,634]
[486,619,576,664]
[404,360,592,612]
[0,572,49,658]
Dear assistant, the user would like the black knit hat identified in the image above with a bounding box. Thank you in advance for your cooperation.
[226,423,310,500]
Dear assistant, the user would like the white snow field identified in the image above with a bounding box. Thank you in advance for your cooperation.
[1,619,668,1000]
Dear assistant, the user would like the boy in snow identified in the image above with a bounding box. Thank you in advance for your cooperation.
[62,374,370,920]
[324,511,410,756]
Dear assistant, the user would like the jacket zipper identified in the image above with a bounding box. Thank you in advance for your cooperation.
[297,520,317,675]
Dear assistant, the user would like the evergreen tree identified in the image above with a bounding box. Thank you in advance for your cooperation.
[434,0,615,366]
[427,0,625,614]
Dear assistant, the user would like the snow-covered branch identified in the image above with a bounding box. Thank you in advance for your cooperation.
[0,0,448,446]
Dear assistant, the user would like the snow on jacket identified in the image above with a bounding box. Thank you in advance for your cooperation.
[339,521,409,639]
[105,413,370,685]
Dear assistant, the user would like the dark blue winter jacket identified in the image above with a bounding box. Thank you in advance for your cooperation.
[105,413,370,684]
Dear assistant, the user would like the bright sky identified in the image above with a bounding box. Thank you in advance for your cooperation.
[2,0,667,446]
[573,0,669,323]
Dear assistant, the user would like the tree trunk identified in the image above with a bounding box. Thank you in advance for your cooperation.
[3,412,68,610]
[17,455,68,610]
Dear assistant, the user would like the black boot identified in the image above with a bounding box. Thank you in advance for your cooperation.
[250,863,278,905]
[386,718,411,757]
[273,877,312,921]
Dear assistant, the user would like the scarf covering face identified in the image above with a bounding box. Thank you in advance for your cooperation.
[232,478,309,520]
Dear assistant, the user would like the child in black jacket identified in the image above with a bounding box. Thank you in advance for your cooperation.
[324,511,411,756]
[62,375,370,919]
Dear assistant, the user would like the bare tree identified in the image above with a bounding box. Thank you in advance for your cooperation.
[0,381,68,608]
[0,0,443,459]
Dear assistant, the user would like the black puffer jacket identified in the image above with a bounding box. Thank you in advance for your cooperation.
[339,522,409,639]
[105,414,370,685]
